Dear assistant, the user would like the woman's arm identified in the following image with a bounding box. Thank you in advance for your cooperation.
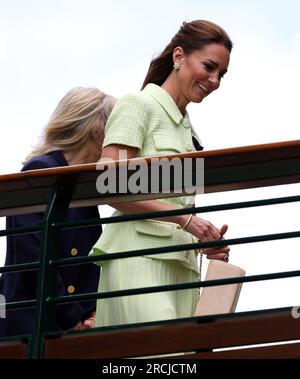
[101,144,230,258]
[102,144,190,226]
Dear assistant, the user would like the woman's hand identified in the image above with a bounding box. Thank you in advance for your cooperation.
[203,224,230,261]
[185,216,230,261]
[82,311,96,329]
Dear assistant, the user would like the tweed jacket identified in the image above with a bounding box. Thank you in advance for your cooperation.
[91,84,202,273]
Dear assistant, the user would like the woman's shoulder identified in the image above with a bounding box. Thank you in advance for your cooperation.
[117,90,155,110]
[22,151,65,172]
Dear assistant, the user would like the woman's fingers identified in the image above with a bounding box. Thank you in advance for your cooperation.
[219,224,228,237]
[202,246,230,256]
[193,219,230,262]
[206,252,229,262]
[83,317,96,329]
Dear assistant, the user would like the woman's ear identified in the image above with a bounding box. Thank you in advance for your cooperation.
[173,46,184,66]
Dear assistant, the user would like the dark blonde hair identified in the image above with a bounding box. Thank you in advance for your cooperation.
[25,87,115,163]
[141,20,233,89]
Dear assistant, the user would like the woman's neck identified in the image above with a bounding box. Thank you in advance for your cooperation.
[161,73,188,114]
[63,148,94,165]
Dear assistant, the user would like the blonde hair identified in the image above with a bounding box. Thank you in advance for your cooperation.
[24,87,115,163]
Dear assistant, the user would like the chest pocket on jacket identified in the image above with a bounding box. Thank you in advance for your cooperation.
[152,134,182,153]
[134,219,173,237]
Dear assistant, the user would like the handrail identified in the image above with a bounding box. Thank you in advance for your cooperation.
[42,307,300,359]
[1,139,300,217]
[1,140,300,359]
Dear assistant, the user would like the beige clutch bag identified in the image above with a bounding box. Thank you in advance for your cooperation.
[194,259,246,316]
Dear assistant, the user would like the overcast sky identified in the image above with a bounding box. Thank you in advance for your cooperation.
[1,0,300,312]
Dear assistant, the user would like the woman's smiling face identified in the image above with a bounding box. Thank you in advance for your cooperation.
[172,43,230,110]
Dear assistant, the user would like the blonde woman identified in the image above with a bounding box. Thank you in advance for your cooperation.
[0,87,116,337]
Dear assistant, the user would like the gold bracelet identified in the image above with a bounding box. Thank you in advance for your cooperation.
[176,214,193,230]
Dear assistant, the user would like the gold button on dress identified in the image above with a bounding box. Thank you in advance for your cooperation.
[67,285,75,294]
[71,248,78,256]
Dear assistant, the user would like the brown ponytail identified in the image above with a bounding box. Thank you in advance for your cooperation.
[141,20,233,90]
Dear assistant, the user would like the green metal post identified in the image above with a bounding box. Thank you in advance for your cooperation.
[29,183,73,358]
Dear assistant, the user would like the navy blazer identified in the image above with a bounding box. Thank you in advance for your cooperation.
[0,151,101,337]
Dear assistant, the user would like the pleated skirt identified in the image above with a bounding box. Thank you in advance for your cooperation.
[96,256,198,327]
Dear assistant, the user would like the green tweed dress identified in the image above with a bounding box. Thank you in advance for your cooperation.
[90,84,202,326]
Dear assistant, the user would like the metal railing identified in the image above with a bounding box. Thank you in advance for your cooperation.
[1,140,300,358]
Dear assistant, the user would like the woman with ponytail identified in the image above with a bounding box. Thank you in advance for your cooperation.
[91,20,233,327]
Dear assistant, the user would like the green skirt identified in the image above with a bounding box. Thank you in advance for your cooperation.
[96,256,198,327]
